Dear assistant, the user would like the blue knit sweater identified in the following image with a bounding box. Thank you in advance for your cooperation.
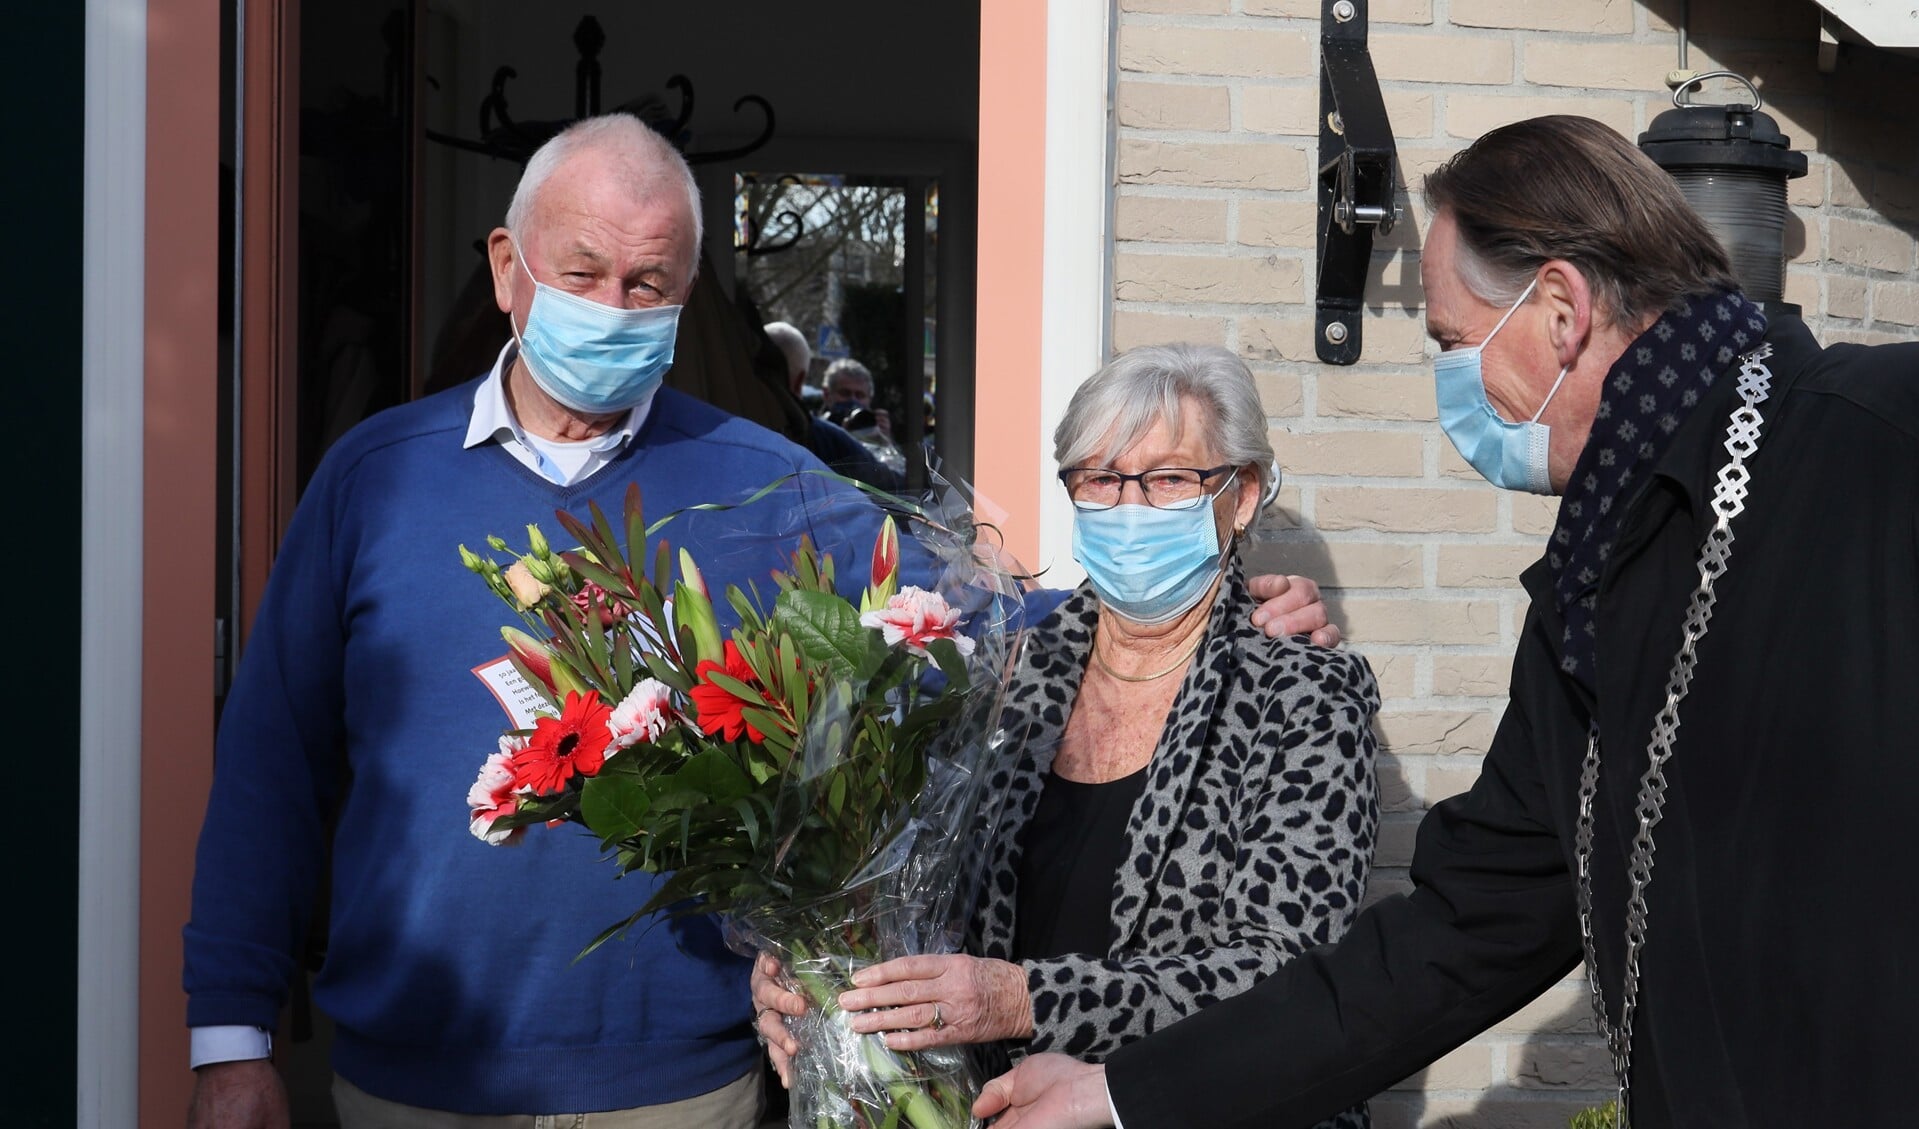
[183,383,906,1113]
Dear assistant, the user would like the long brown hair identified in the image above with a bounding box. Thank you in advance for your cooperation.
[1424,115,1739,328]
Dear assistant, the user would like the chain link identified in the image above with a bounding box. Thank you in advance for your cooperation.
[1574,345,1774,1129]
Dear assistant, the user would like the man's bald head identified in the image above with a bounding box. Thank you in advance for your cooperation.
[506,114,703,252]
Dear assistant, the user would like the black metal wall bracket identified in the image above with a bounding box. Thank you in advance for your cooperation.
[1315,0,1400,364]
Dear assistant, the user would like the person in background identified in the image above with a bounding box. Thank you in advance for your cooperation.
[822,356,887,432]
[765,320,903,492]
[820,357,907,479]
[754,345,1379,1129]
[973,114,1919,1129]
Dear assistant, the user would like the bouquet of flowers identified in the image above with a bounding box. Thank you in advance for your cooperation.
[458,482,1026,1129]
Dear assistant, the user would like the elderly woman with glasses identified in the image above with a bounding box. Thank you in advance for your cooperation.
[754,343,1379,1129]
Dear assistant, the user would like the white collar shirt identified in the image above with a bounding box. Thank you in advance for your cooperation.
[461,341,652,486]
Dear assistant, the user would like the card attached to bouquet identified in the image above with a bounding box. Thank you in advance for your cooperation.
[472,655,551,730]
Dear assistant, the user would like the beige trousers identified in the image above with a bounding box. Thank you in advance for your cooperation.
[330,1068,764,1129]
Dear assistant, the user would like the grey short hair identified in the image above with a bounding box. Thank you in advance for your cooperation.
[764,321,811,379]
[1055,343,1276,521]
[505,113,704,251]
[824,358,874,395]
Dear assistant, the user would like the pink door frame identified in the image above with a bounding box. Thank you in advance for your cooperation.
[974,0,1050,569]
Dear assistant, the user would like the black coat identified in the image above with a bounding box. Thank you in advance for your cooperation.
[1107,316,1919,1128]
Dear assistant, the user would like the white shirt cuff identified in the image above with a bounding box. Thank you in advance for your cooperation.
[1107,1074,1126,1129]
[190,1025,273,1069]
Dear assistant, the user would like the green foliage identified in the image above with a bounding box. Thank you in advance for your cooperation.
[1569,1102,1619,1129]
[775,587,886,681]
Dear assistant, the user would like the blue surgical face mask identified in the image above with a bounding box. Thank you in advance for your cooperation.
[1434,278,1568,495]
[1071,477,1234,626]
[511,244,683,415]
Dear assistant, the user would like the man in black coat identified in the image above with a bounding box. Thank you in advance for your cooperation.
[976,115,1919,1128]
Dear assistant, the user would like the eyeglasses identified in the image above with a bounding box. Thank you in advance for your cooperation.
[1058,465,1238,511]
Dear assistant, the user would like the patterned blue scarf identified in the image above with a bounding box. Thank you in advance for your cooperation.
[1548,289,1768,692]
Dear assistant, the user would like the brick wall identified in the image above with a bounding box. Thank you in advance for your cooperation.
[1109,0,1919,1124]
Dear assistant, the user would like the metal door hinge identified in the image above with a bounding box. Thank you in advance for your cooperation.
[215,616,230,699]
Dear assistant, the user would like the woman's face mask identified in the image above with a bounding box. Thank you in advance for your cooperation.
[1070,474,1236,626]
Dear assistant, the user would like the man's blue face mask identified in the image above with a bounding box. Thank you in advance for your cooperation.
[511,243,683,415]
[1434,278,1568,495]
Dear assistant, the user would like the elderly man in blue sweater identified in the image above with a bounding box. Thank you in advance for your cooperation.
[183,113,1338,1129]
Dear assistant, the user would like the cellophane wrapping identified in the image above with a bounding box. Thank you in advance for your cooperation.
[722,481,1030,1129]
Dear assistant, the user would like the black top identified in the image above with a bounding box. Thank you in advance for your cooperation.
[1012,765,1149,961]
[1108,316,1919,1128]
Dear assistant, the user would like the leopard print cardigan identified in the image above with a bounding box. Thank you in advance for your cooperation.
[971,561,1379,1128]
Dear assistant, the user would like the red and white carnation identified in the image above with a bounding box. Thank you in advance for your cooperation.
[607,678,675,751]
[467,739,529,846]
[859,586,974,658]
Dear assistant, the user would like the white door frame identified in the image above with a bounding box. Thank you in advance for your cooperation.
[1037,0,1115,585]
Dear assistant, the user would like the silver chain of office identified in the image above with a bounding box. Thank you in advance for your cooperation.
[1573,343,1775,1129]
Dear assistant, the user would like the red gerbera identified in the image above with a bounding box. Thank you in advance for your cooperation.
[509,690,614,795]
[689,640,769,742]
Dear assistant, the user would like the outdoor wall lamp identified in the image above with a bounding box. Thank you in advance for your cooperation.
[1638,72,1809,315]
